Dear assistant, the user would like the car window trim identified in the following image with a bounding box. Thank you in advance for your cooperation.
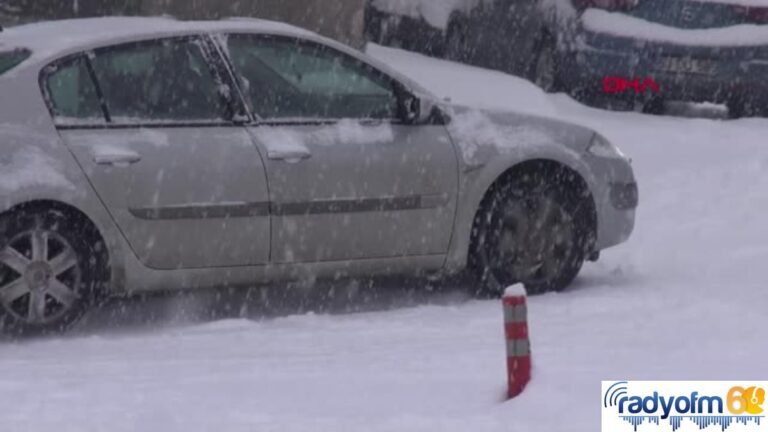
[216,32,411,126]
[83,52,112,123]
[0,48,32,75]
[39,52,108,126]
[41,34,248,130]
[203,33,255,124]
[90,34,238,126]
[38,33,243,130]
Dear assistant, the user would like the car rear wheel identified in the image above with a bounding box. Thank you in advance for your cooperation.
[471,168,592,296]
[727,96,767,119]
[642,97,666,115]
[0,206,108,335]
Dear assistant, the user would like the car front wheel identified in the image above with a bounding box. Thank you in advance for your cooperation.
[471,168,593,296]
[0,206,107,334]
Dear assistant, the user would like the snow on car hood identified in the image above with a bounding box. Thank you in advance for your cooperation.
[445,105,594,165]
[583,8,768,46]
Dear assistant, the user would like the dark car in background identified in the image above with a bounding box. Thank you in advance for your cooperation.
[367,0,768,117]
[365,0,543,78]
[364,0,449,56]
[536,0,768,116]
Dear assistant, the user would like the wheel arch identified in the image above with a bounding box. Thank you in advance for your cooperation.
[1,199,109,264]
[446,157,599,273]
[0,198,123,292]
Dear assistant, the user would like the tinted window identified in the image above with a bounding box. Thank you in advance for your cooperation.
[45,56,103,122]
[226,36,398,120]
[90,38,228,122]
[0,49,31,75]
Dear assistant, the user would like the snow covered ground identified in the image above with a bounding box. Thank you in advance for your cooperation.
[2,44,767,432]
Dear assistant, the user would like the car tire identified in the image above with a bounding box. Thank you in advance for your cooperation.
[529,32,561,93]
[642,97,666,115]
[727,96,767,119]
[0,205,108,335]
[445,17,469,63]
[470,167,593,297]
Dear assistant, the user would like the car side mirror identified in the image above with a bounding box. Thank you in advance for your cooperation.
[398,91,443,125]
[398,91,421,124]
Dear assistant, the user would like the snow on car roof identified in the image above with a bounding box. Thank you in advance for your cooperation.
[0,16,433,99]
[583,9,768,46]
[0,16,314,64]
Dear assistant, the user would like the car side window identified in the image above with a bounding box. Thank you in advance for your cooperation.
[44,56,104,123]
[225,35,398,120]
[89,38,228,123]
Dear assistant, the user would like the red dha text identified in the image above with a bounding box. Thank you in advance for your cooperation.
[603,77,661,94]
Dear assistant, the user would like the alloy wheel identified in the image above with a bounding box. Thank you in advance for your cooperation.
[0,228,82,325]
[490,194,576,285]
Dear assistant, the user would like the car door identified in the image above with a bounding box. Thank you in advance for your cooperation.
[221,33,459,264]
[43,36,271,270]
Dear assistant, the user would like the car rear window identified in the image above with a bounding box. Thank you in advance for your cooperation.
[0,49,31,75]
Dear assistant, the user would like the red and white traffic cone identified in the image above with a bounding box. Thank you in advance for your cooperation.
[503,284,531,399]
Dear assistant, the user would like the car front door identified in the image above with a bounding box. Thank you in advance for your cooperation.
[222,34,459,264]
[44,36,271,269]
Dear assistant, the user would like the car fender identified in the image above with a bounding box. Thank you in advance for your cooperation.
[441,107,600,273]
[0,74,129,293]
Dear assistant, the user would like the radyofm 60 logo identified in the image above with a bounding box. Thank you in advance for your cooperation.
[602,381,767,432]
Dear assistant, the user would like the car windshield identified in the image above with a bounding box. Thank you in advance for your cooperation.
[0,48,30,75]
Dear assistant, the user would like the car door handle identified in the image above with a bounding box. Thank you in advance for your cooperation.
[92,150,142,166]
[267,150,312,163]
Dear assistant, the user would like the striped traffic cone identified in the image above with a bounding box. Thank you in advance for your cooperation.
[503,284,531,399]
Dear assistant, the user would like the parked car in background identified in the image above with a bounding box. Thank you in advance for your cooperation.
[0,17,636,333]
[365,0,543,78]
[364,0,448,56]
[368,0,768,117]
[533,0,768,116]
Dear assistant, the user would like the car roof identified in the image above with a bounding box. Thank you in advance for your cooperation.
[0,16,315,64]
[0,16,435,101]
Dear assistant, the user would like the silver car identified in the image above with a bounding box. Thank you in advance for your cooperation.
[0,17,637,333]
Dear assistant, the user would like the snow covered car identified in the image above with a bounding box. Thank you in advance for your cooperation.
[533,0,768,116]
[0,17,636,333]
[370,0,768,117]
[365,0,544,77]
[365,0,448,56]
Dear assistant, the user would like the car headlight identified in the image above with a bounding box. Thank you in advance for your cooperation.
[587,133,626,159]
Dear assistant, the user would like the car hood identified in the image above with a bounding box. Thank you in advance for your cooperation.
[442,105,597,166]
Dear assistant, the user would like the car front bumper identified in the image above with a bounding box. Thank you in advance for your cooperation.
[588,154,638,251]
